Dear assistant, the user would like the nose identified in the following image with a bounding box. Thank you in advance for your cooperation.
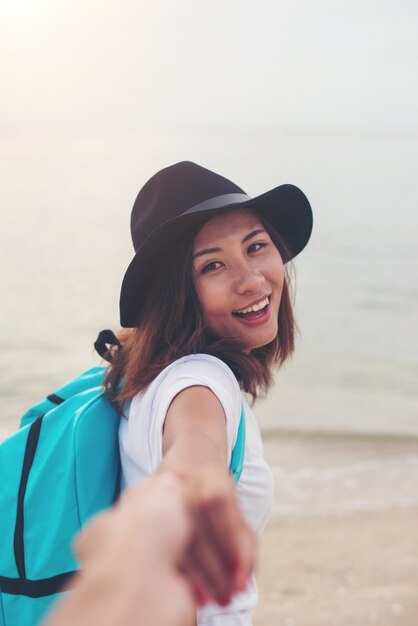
[233,260,265,295]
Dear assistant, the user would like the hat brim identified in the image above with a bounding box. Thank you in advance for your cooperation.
[120,183,313,327]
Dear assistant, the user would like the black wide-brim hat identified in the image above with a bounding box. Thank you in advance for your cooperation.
[120,161,313,327]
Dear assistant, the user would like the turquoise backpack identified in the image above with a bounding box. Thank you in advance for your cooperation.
[0,335,246,626]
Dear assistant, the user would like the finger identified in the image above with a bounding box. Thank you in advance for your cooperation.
[180,553,214,607]
[199,494,242,567]
[188,523,234,605]
[200,498,255,590]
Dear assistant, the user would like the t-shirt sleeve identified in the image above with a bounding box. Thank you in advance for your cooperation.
[127,354,242,474]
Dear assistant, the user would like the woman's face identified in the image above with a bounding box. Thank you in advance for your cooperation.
[192,209,285,352]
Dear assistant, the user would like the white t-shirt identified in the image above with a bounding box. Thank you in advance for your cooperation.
[118,354,274,626]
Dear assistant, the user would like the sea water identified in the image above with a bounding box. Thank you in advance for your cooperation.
[263,433,418,517]
[1,130,417,438]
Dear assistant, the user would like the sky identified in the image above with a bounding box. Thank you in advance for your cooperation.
[1,0,417,133]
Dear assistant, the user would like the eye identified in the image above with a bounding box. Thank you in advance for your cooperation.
[201,260,223,274]
[248,241,267,254]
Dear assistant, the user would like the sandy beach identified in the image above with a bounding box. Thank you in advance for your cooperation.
[255,506,418,626]
[254,434,418,626]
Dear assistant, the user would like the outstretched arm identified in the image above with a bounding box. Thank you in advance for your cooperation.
[160,385,256,607]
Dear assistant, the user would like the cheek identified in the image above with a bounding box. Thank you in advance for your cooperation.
[200,289,225,321]
[193,275,212,319]
[194,277,230,325]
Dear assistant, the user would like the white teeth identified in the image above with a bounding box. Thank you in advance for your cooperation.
[235,296,269,315]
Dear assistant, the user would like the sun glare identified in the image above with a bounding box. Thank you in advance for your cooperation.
[1,0,37,14]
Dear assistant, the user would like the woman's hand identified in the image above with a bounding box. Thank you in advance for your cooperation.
[178,465,256,607]
[161,385,256,608]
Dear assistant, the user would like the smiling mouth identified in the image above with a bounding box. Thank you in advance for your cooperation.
[232,296,270,318]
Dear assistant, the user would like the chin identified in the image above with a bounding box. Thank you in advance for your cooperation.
[244,331,278,353]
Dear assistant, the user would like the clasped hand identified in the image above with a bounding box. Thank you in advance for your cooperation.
[176,465,256,608]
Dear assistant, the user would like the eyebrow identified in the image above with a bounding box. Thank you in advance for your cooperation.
[192,228,266,260]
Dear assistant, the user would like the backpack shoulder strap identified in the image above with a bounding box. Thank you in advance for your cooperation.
[229,403,246,483]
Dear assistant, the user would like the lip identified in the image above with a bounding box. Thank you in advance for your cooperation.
[232,294,271,314]
[233,303,272,326]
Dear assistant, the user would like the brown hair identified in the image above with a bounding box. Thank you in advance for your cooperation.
[105,211,297,404]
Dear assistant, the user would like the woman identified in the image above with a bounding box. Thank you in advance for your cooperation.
[106,161,313,626]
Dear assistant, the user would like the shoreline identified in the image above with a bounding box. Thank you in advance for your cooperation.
[261,427,418,444]
[3,419,418,443]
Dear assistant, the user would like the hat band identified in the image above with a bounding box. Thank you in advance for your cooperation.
[182,193,251,216]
